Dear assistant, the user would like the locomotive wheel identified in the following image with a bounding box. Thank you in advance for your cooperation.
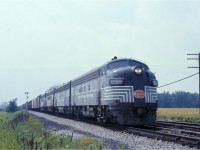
[74,107,83,119]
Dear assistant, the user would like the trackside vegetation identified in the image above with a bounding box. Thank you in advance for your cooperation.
[157,108,200,122]
[0,110,103,149]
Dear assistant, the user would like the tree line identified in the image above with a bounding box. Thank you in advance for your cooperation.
[158,91,199,108]
[0,99,18,112]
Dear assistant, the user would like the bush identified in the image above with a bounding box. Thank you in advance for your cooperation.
[6,99,18,113]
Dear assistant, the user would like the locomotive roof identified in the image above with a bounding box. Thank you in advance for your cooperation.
[106,57,147,65]
[70,57,147,82]
[45,57,147,94]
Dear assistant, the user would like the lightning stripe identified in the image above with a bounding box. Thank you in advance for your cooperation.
[145,86,157,103]
[101,86,134,102]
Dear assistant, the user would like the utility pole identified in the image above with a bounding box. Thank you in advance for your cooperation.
[187,53,199,114]
[25,92,29,109]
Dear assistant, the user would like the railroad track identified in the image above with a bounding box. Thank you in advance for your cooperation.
[29,111,200,148]
[103,120,200,148]
[126,127,200,148]
[156,120,200,131]
[125,126,200,148]
[122,120,200,148]
[157,120,200,126]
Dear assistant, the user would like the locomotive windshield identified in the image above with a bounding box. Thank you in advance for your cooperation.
[108,60,129,70]
[108,60,149,71]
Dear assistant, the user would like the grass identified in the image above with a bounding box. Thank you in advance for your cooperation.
[157,108,200,122]
[0,110,103,149]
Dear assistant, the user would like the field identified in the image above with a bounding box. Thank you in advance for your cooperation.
[157,108,200,122]
[0,111,103,149]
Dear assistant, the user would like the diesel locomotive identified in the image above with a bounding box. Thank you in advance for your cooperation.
[28,57,158,125]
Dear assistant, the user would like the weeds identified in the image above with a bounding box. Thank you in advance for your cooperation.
[0,110,103,149]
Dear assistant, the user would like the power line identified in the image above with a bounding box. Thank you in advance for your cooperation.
[158,72,198,88]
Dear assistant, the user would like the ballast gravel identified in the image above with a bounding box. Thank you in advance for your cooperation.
[28,111,196,150]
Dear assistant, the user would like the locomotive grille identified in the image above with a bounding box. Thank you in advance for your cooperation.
[145,86,158,103]
[101,86,134,103]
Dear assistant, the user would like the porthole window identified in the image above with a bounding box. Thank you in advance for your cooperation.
[79,87,83,93]
[84,86,86,92]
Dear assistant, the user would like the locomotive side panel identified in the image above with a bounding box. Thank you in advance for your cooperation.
[72,79,98,106]
[71,69,99,107]
[56,91,65,106]
[65,89,70,106]
[40,95,45,111]
[46,94,53,107]
[55,83,70,106]
[32,98,37,109]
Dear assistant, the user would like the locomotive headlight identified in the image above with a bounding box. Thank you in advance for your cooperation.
[109,79,124,86]
[134,66,143,75]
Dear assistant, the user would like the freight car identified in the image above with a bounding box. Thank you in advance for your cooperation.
[28,57,158,125]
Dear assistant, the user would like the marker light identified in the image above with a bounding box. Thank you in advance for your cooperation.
[151,79,158,87]
[134,66,143,75]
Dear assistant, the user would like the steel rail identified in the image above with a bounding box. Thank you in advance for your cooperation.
[157,120,200,126]
[145,125,200,138]
[156,121,200,132]
[126,126,200,148]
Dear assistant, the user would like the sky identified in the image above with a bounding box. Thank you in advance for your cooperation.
[0,0,199,105]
